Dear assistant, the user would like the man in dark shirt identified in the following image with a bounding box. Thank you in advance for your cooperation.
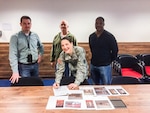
[89,16,118,85]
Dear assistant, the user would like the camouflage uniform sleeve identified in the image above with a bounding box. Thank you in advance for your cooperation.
[74,47,88,85]
[54,52,65,84]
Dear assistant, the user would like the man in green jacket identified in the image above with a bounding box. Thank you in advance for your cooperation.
[50,20,77,67]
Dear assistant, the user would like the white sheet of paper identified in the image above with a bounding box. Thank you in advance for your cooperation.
[53,85,69,96]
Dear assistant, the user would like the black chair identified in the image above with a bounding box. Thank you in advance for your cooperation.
[112,54,134,73]
[139,54,150,77]
[11,77,44,86]
[111,76,141,85]
[116,56,144,79]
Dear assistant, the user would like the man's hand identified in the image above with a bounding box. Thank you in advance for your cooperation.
[50,61,56,68]
[9,73,21,84]
[57,58,62,64]
[38,55,42,63]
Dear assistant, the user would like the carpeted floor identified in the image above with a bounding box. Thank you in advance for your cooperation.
[0,79,11,87]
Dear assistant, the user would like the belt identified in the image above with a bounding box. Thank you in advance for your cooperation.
[18,61,38,65]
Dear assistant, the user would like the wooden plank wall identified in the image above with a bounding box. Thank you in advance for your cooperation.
[0,42,150,79]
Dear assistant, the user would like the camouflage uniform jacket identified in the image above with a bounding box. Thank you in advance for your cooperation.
[55,46,88,85]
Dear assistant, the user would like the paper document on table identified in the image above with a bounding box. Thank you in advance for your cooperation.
[79,85,129,96]
[46,95,114,110]
[46,96,68,109]
[79,86,96,96]
[53,85,69,96]
[105,86,129,96]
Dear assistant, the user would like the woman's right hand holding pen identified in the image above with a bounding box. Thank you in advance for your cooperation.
[53,83,60,89]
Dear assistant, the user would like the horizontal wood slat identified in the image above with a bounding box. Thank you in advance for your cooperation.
[0,42,150,79]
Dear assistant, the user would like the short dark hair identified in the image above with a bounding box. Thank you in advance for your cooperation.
[61,36,72,43]
[96,16,105,22]
[20,16,31,23]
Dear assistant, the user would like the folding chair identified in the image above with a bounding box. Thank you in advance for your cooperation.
[112,54,134,73]
[116,56,144,79]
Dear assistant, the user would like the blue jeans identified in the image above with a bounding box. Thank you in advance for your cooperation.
[18,63,39,77]
[90,64,112,85]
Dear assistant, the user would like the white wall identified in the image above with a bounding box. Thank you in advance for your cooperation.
[0,0,150,42]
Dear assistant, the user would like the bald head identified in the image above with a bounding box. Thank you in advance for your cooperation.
[60,20,69,27]
[60,20,69,34]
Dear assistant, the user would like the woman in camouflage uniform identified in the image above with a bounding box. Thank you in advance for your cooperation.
[53,36,88,90]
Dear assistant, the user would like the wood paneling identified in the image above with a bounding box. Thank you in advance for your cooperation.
[0,42,150,79]
[118,42,150,55]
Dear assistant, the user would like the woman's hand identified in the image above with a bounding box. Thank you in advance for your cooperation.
[68,83,79,90]
[53,83,60,89]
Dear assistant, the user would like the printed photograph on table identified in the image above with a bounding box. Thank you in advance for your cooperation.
[86,100,95,108]
[94,87,110,95]
[79,86,95,96]
[65,100,82,108]
[108,89,119,95]
[83,89,95,96]
[116,88,127,94]
[56,100,64,108]
[95,100,112,109]
[103,86,129,96]
[68,93,83,100]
